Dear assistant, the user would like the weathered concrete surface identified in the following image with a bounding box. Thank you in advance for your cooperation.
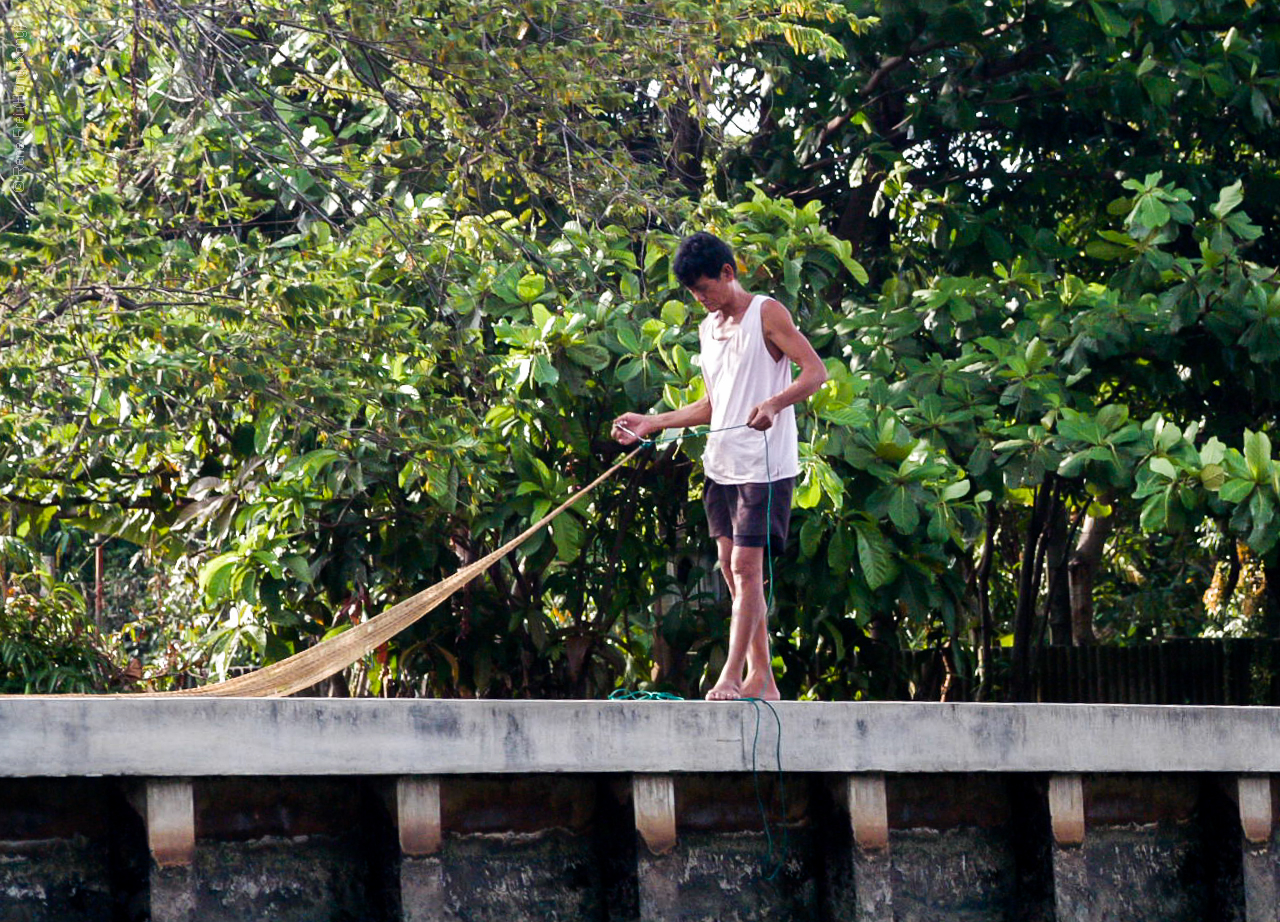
[428,774,606,922]
[850,848,893,922]
[634,772,816,922]
[822,834,891,922]
[435,831,602,922]
[1242,842,1276,922]
[879,774,1053,922]
[638,831,818,922]
[193,835,373,922]
[1055,825,1205,922]
[397,855,443,922]
[822,774,893,922]
[0,770,1265,922]
[150,865,194,922]
[1051,774,1244,922]
[165,777,389,922]
[0,778,145,922]
[7,699,1280,776]
[0,837,113,922]
[892,827,1019,922]
[1239,777,1277,922]
[2,703,1277,921]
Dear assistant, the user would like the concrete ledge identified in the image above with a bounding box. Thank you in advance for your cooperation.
[2,699,1280,777]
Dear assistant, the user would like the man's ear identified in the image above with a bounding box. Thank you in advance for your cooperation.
[720,262,737,282]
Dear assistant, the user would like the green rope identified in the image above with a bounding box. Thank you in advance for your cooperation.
[614,424,788,877]
[607,689,790,880]
[746,695,788,881]
[606,689,685,701]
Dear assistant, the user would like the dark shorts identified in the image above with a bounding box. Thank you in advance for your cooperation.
[703,478,794,549]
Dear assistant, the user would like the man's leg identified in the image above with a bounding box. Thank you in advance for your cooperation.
[714,536,736,601]
[706,543,769,701]
[705,537,740,697]
[741,598,780,701]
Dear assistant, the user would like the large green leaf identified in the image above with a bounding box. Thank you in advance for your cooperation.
[853,521,898,591]
[1219,478,1256,504]
[1245,430,1272,481]
[887,486,919,535]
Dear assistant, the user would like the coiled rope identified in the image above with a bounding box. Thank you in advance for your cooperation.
[608,689,790,881]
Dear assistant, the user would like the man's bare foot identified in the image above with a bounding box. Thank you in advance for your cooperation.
[705,679,744,701]
[740,672,780,701]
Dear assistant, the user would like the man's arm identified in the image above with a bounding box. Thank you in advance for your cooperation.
[747,299,828,430]
[612,396,712,446]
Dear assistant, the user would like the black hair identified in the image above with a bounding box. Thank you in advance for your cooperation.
[673,231,735,288]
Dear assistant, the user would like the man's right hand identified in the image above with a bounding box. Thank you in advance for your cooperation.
[611,413,652,445]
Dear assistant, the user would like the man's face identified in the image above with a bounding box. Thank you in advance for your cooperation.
[685,264,736,314]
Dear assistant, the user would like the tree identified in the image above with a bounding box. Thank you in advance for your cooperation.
[714,0,1279,272]
[2,0,1279,701]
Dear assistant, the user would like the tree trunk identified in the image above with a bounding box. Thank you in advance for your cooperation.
[665,102,705,193]
[1045,503,1072,645]
[1220,541,1242,613]
[1011,481,1056,702]
[1262,558,1280,639]
[832,71,904,250]
[1068,505,1114,645]
[834,174,888,253]
[973,502,998,701]
[866,611,901,699]
[326,672,350,697]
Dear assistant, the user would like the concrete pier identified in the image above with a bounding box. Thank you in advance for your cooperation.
[0,699,1275,920]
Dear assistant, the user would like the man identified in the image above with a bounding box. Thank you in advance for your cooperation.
[612,232,828,700]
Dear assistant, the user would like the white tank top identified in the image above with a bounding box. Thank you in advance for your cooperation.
[698,294,800,484]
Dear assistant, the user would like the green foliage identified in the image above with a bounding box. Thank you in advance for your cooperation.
[1,0,1278,700]
[0,566,120,694]
[716,0,1279,274]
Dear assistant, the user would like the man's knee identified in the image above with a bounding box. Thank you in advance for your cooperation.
[728,546,765,584]
[715,538,734,574]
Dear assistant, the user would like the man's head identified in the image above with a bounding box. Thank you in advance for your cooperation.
[673,231,735,288]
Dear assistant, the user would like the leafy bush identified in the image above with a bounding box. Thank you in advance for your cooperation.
[0,574,122,694]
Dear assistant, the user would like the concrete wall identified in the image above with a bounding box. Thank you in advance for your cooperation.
[9,699,1280,776]
[2,700,1279,921]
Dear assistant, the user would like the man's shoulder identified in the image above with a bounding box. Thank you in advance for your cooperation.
[758,296,794,325]
[748,291,787,310]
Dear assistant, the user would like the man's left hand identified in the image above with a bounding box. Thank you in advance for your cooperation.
[746,401,776,431]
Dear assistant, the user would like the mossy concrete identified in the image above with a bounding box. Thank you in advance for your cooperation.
[193,836,374,922]
[1,702,1277,920]
[638,830,818,922]
[0,837,112,922]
